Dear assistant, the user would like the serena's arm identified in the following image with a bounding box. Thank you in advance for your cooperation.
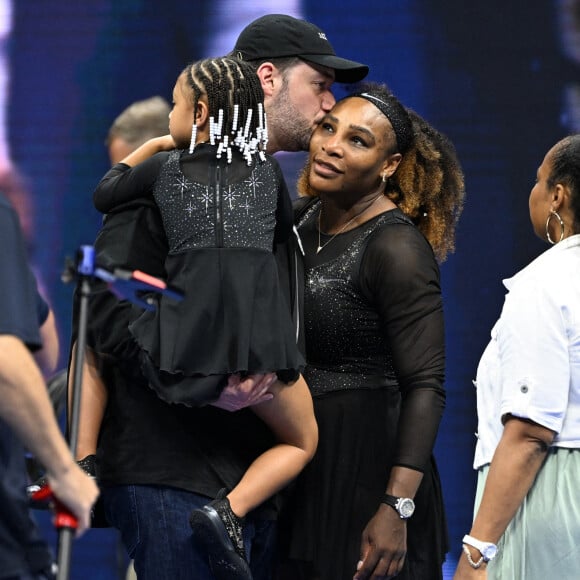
[360,222,445,473]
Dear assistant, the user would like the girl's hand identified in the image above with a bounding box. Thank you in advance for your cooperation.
[118,135,176,166]
[152,135,176,151]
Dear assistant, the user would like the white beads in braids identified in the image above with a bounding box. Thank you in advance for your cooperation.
[211,108,230,157]
[258,105,268,154]
[217,135,230,160]
[258,103,263,136]
[231,105,239,134]
[209,104,268,165]
[189,122,197,154]
[209,116,216,145]
[243,109,253,142]
[234,129,244,149]
[216,109,224,138]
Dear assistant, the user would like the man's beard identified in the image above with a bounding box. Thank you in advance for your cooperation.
[268,88,313,152]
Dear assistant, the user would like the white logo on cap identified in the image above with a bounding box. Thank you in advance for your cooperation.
[318,32,327,40]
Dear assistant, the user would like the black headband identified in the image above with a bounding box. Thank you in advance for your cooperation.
[353,92,413,153]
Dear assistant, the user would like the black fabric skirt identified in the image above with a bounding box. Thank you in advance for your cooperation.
[277,388,448,580]
[129,247,304,406]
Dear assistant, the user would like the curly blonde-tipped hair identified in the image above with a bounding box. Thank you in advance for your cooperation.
[386,108,465,262]
[298,88,465,262]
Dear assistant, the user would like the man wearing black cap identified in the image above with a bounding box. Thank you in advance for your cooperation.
[232,14,368,153]
[81,13,368,580]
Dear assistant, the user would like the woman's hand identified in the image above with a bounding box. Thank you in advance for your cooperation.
[353,504,407,579]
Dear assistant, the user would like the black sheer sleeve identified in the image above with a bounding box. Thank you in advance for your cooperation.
[360,223,445,472]
[93,152,169,213]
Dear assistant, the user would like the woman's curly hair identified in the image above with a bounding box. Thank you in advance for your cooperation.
[386,107,465,262]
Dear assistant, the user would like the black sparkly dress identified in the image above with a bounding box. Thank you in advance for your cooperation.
[279,200,448,580]
[93,144,304,406]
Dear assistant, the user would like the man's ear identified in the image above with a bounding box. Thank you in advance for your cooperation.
[255,62,277,97]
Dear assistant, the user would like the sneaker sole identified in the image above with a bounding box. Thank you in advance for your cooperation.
[189,505,253,580]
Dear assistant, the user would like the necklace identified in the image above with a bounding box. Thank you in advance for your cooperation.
[317,193,383,254]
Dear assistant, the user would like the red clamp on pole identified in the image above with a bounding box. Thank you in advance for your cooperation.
[30,484,79,530]
[54,501,79,530]
[30,483,79,579]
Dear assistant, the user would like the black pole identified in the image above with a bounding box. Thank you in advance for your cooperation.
[67,276,91,459]
[56,251,93,580]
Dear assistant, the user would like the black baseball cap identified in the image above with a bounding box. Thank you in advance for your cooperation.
[233,14,369,83]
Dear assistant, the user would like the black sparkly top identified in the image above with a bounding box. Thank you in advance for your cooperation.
[296,199,446,471]
[93,143,293,251]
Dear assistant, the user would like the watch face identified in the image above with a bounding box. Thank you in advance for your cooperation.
[397,498,415,518]
[482,544,498,560]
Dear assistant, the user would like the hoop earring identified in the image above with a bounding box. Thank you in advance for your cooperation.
[545,210,565,245]
[381,174,387,183]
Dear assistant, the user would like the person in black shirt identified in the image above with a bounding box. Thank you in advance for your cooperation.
[0,191,98,579]
[67,15,368,580]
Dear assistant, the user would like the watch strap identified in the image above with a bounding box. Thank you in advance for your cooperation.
[381,494,414,518]
[381,494,398,508]
[462,534,497,562]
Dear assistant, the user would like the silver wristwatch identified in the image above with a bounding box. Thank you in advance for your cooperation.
[462,534,498,562]
[381,494,415,519]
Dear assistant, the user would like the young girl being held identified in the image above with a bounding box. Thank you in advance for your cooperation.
[85,57,318,580]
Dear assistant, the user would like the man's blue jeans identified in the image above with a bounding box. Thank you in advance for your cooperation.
[102,485,277,580]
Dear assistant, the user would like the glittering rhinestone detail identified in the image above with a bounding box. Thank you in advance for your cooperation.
[209,497,246,561]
